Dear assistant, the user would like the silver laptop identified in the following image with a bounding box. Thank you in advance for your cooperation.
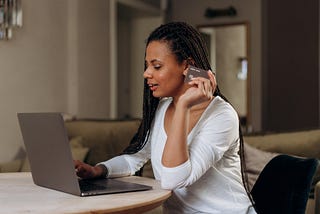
[17,112,152,196]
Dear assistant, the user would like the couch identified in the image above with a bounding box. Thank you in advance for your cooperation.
[1,119,319,214]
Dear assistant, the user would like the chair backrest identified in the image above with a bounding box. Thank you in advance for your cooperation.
[250,154,318,214]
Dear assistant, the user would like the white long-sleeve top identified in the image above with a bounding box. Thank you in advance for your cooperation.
[99,96,256,213]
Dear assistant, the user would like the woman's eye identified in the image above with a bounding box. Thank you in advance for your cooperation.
[154,65,161,70]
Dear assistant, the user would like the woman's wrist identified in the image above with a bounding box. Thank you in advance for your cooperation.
[95,164,109,178]
[176,98,191,111]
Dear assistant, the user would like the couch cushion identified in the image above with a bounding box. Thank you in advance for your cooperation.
[65,119,141,165]
[244,129,320,159]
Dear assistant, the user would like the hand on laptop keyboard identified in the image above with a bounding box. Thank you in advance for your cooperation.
[74,160,108,179]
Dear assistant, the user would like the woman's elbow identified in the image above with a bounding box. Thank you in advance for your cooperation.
[161,178,187,190]
[161,180,177,190]
[160,161,192,189]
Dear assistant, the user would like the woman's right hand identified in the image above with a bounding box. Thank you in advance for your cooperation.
[182,70,216,108]
[74,160,104,179]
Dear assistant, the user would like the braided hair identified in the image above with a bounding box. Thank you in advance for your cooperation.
[122,21,254,207]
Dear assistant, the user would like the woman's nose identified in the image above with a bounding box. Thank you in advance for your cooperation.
[143,68,152,79]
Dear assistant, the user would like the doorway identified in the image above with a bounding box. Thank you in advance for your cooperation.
[110,0,163,119]
[199,23,251,132]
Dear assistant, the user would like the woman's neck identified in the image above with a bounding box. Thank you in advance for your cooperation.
[171,96,212,112]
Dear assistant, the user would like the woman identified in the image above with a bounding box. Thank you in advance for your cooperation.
[74,22,255,213]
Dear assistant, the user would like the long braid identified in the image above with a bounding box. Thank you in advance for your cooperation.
[215,88,255,207]
[122,79,159,154]
[122,21,254,208]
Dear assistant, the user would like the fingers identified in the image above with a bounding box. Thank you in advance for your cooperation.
[74,159,81,167]
[188,71,215,100]
[76,165,90,178]
[74,160,95,179]
[74,160,83,175]
[207,70,217,93]
[200,78,212,99]
[74,160,81,173]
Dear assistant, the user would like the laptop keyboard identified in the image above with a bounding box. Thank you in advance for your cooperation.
[79,179,107,192]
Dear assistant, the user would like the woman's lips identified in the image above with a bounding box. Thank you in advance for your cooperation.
[148,83,158,91]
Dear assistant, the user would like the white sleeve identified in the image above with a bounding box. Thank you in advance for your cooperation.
[161,108,239,189]
[98,140,151,178]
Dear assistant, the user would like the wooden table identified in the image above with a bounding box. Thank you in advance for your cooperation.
[0,172,171,214]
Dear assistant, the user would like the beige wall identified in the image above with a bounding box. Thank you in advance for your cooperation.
[76,0,110,119]
[129,17,162,118]
[0,0,110,162]
[215,26,247,117]
[117,16,162,119]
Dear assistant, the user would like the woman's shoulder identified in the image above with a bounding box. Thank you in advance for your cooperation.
[201,96,239,135]
[207,96,239,120]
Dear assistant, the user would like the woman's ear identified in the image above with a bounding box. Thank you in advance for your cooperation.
[183,62,189,76]
[183,58,194,76]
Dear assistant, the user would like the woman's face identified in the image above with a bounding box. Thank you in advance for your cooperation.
[144,41,187,98]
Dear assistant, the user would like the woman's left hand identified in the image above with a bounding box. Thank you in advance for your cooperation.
[182,70,216,108]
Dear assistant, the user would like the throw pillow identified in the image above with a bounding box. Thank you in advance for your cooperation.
[0,159,23,172]
[70,136,90,162]
[20,136,90,172]
[20,157,30,172]
[243,142,279,191]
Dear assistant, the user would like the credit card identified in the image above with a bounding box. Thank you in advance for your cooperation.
[184,65,210,83]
